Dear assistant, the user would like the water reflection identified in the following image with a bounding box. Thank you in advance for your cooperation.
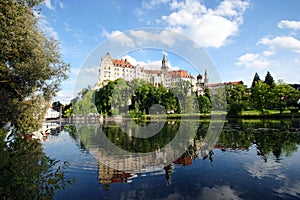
[58,118,300,199]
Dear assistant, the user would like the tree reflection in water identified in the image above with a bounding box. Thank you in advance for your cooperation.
[0,129,74,199]
[65,118,300,191]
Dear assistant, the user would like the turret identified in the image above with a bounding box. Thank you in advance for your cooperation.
[204,69,208,87]
[197,74,203,84]
[161,54,169,71]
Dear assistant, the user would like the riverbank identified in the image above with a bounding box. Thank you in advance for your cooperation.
[67,110,300,124]
[142,110,300,120]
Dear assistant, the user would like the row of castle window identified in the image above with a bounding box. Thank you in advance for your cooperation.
[103,72,145,79]
[103,66,144,73]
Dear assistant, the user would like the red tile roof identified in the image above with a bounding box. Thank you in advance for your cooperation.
[168,70,194,79]
[112,59,134,68]
[208,81,243,87]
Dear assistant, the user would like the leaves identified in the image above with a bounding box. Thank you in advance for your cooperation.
[0,128,74,199]
[0,0,70,131]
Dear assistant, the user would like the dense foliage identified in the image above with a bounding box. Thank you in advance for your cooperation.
[0,129,74,199]
[0,0,70,131]
[93,78,199,117]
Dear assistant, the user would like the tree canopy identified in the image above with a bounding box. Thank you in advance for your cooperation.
[0,0,70,131]
[264,71,275,88]
[251,72,260,88]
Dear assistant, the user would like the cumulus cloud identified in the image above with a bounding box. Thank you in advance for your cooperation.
[278,20,300,30]
[154,0,250,48]
[236,53,272,69]
[101,29,134,47]
[128,29,182,46]
[142,0,170,10]
[258,36,300,54]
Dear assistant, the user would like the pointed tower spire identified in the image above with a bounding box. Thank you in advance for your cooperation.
[204,69,208,87]
[162,54,168,70]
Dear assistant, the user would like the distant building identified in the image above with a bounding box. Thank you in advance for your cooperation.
[195,70,209,96]
[45,107,60,119]
[208,81,244,94]
[96,53,195,89]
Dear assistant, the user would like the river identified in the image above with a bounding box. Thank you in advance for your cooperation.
[42,118,300,199]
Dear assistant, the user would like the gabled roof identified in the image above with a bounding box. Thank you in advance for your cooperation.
[168,70,194,79]
[112,59,134,68]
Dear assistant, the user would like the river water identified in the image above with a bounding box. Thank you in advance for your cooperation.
[42,119,300,199]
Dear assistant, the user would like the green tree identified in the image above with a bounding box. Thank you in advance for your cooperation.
[95,80,115,115]
[0,0,69,131]
[170,80,196,113]
[198,95,211,113]
[251,81,270,112]
[211,88,227,111]
[73,90,97,115]
[0,129,74,199]
[63,102,73,117]
[251,72,261,88]
[226,84,249,116]
[264,71,275,88]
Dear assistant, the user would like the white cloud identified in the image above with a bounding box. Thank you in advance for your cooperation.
[258,36,300,54]
[236,53,272,69]
[59,2,64,9]
[262,50,275,57]
[43,0,54,10]
[160,0,250,48]
[197,185,242,200]
[121,55,138,66]
[36,13,59,39]
[142,0,170,9]
[102,29,134,47]
[278,20,300,30]
[275,181,300,198]
[245,159,285,180]
[128,29,183,47]
[293,58,300,64]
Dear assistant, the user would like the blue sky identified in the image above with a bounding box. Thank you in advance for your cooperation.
[39,0,300,103]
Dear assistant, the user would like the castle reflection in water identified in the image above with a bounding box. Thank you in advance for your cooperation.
[97,137,215,190]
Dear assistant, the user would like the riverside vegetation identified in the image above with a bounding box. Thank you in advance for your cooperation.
[0,0,72,198]
[70,71,300,119]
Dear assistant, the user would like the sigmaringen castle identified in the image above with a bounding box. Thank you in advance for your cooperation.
[94,52,243,95]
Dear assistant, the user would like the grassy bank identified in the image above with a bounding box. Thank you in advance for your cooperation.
[139,110,300,120]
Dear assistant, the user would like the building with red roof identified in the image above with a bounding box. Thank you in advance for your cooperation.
[96,52,195,89]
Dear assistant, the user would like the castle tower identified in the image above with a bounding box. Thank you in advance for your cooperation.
[161,54,169,87]
[197,74,203,84]
[204,69,209,87]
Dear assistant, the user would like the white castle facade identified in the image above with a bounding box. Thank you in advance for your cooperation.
[96,53,199,89]
[95,53,244,94]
